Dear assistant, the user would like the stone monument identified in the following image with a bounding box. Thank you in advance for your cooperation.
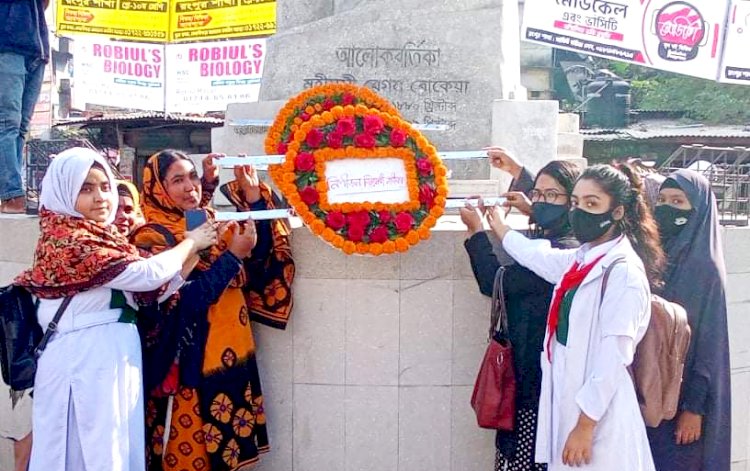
[257,0,527,179]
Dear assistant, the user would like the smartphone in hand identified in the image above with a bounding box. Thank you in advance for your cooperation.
[185,208,208,231]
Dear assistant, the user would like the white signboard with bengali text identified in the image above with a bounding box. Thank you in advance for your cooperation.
[522,0,731,80]
[73,37,166,112]
[165,38,266,113]
[719,0,750,84]
[325,158,410,204]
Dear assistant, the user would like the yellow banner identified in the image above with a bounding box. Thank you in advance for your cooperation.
[56,0,276,43]
[170,0,275,42]
[56,0,170,42]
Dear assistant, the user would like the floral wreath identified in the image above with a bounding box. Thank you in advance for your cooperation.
[265,83,400,156]
[266,84,448,256]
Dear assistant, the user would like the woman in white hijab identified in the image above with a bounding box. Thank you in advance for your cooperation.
[14,148,216,471]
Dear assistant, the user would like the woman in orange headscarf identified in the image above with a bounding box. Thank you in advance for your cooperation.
[132,149,295,471]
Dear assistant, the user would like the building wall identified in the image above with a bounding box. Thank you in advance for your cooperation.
[1,214,749,470]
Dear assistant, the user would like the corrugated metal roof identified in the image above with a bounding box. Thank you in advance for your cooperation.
[56,112,224,126]
[581,124,750,141]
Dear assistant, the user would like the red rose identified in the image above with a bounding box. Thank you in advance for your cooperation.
[300,112,311,122]
[378,211,392,223]
[354,133,376,149]
[389,129,407,147]
[325,211,346,230]
[326,131,344,149]
[363,115,385,135]
[277,142,288,154]
[416,158,433,177]
[394,212,414,234]
[300,186,319,205]
[305,129,325,148]
[419,185,437,208]
[336,116,356,137]
[369,225,389,243]
[322,99,336,111]
[294,152,315,172]
[347,224,365,242]
[342,93,356,105]
[347,210,371,229]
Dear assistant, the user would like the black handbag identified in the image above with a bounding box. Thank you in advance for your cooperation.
[0,284,71,391]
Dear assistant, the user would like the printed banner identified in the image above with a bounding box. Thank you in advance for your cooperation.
[57,0,275,42]
[56,0,169,42]
[73,38,166,111]
[170,0,276,42]
[719,0,750,84]
[165,38,265,113]
[522,0,731,80]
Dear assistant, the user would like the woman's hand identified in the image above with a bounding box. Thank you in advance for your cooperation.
[675,411,703,445]
[459,195,485,236]
[234,164,261,204]
[226,219,258,259]
[562,414,596,467]
[484,146,523,179]
[185,221,217,251]
[202,153,224,185]
[502,191,533,216]
[485,204,511,240]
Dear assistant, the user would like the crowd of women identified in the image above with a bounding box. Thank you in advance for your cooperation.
[460,147,730,471]
[4,143,730,471]
[12,147,294,471]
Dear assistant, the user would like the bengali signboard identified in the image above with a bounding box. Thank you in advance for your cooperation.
[522,0,731,80]
[56,0,169,42]
[719,0,750,84]
[165,38,265,112]
[57,0,275,42]
[73,37,166,111]
[170,0,276,42]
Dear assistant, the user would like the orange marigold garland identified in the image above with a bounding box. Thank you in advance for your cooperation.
[267,85,447,256]
[264,84,400,156]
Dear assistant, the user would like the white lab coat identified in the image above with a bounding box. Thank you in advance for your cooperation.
[503,231,655,471]
[28,250,184,471]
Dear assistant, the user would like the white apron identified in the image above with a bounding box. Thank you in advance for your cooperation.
[503,232,655,471]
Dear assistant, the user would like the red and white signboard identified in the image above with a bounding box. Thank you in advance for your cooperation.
[522,0,731,80]
[73,37,166,111]
[720,0,750,84]
[165,38,266,113]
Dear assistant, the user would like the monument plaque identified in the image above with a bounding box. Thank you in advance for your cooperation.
[260,0,524,179]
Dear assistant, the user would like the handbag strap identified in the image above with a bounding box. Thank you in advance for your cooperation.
[583,257,626,376]
[489,266,509,341]
[34,296,73,357]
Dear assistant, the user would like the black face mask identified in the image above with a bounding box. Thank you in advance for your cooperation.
[654,205,692,239]
[568,207,615,243]
[531,202,569,230]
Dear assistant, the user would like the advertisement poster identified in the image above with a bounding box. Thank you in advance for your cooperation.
[57,0,275,42]
[165,38,265,113]
[29,66,54,138]
[170,0,276,42]
[719,0,750,84]
[73,38,166,111]
[522,0,731,80]
[56,0,169,42]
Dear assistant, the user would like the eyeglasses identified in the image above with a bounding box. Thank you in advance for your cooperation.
[530,189,567,203]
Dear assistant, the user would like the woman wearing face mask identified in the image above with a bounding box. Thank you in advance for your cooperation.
[460,159,580,471]
[13,147,217,471]
[485,164,665,470]
[647,170,730,471]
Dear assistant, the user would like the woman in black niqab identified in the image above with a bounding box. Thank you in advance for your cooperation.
[648,169,731,471]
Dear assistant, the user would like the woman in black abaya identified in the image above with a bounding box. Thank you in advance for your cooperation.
[648,169,731,471]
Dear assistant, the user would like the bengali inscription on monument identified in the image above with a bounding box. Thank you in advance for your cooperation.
[300,41,469,139]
